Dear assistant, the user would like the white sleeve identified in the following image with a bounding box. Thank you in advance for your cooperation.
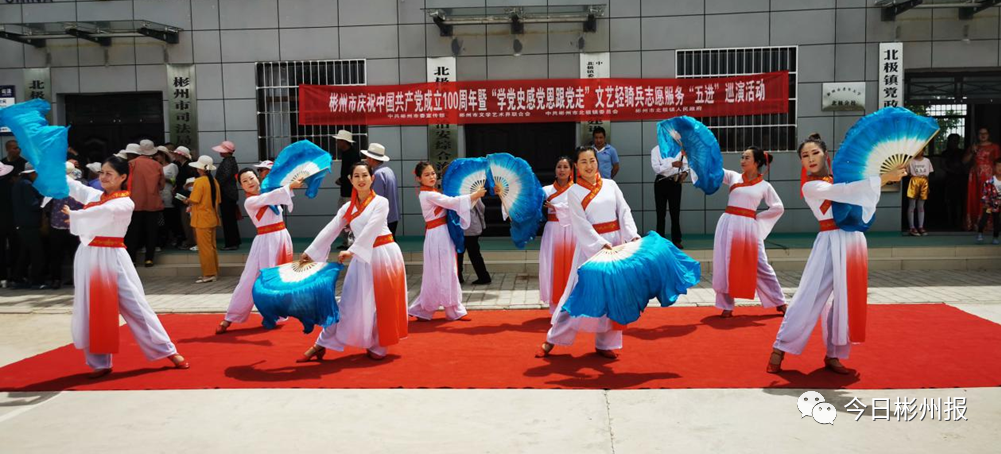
[756,183,784,239]
[803,177,882,222]
[304,204,349,262]
[613,183,640,241]
[566,189,611,257]
[67,177,103,205]
[425,191,472,229]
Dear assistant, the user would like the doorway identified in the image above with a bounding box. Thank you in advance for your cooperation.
[464,122,577,237]
[64,92,165,164]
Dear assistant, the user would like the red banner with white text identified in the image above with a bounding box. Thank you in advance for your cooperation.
[298,71,789,126]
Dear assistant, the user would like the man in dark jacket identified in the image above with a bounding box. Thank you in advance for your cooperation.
[0,162,17,288]
[333,130,359,249]
[11,164,47,289]
[212,140,241,251]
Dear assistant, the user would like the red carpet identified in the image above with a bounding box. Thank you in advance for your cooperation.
[2,304,1000,391]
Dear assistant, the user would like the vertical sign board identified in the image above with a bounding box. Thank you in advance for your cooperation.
[878,43,903,192]
[579,52,610,147]
[23,68,51,122]
[167,64,199,151]
[0,86,14,134]
[878,43,903,109]
[426,57,457,180]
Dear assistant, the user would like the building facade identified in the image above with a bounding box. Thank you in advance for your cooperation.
[1,0,1000,238]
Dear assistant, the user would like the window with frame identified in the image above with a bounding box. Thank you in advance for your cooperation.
[255,59,368,161]
[676,46,798,152]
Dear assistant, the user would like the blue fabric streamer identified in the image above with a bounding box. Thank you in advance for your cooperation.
[656,116,724,195]
[832,107,940,232]
[0,99,70,198]
[252,262,344,333]
[562,232,701,325]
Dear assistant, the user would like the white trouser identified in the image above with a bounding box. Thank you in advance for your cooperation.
[546,311,623,351]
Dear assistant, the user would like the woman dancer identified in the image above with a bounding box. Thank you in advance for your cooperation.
[407,161,487,321]
[297,162,409,361]
[539,156,576,313]
[537,147,640,359]
[767,134,906,375]
[215,169,302,334]
[63,156,188,378]
[964,127,1001,230]
[712,147,787,318]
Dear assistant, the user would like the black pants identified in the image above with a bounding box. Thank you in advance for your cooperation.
[388,221,398,236]
[48,228,77,282]
[13,226,45,285]
[457,235,490,282]
[978,210,1000,238]
[654,176,683,245]
[220,199,242,248]
[161,207,183,247]
[126,211,160,262]
[0,224,18,282]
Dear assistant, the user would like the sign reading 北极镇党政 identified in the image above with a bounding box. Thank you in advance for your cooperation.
[298,72,790,126]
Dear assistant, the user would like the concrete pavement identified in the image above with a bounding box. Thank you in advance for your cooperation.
[0,270,999,453]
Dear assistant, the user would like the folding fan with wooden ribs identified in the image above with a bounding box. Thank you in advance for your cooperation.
[831,107,940,232]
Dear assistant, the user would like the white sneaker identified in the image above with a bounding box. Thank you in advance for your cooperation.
[976,233,984,243]
[993,238,1000,245]
[190,245,199,251]
[155,247,162,252]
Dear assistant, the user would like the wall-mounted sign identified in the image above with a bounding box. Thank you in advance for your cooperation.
[166,64,198,150]
[879,42,903,108]
[299,71,790,126]
[0,85,14,134]
[822,82,866,111]
[580,52,610,146]
[426,56,457,178]
[23,68,50,102]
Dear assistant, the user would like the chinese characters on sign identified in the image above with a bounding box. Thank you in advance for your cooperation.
[845,397,968,422]
[879,42,903,108]
[821,82,866,112]
[0,85,14,134]
[166,64,199,151]
[298,72,790,126]
[426,57,457,179]
[22,68,51,122]
[579,52,610,145]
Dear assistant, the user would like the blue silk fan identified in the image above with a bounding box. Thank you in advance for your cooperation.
[656,116,724,195]
[261,140,332,198]
[832,107,940,232]
[442,157,495,253]
[487,153,546,249]
[0,99,70,198]
[562,232,701,325]
[252,261,344,333]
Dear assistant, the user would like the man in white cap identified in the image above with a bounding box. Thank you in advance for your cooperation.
[173,147,197,250]
[123,143,142,161]
[0,161,17,288]
[212,140,241,251]
[361,143,400,235]
[333,129,360,249]
[10,164,46,289]
[254,160,273,180]
[85,162,103,190]
[126,139,166,267]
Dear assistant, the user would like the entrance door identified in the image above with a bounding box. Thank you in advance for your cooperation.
[64,92,165,163]
[464,122,576,237]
